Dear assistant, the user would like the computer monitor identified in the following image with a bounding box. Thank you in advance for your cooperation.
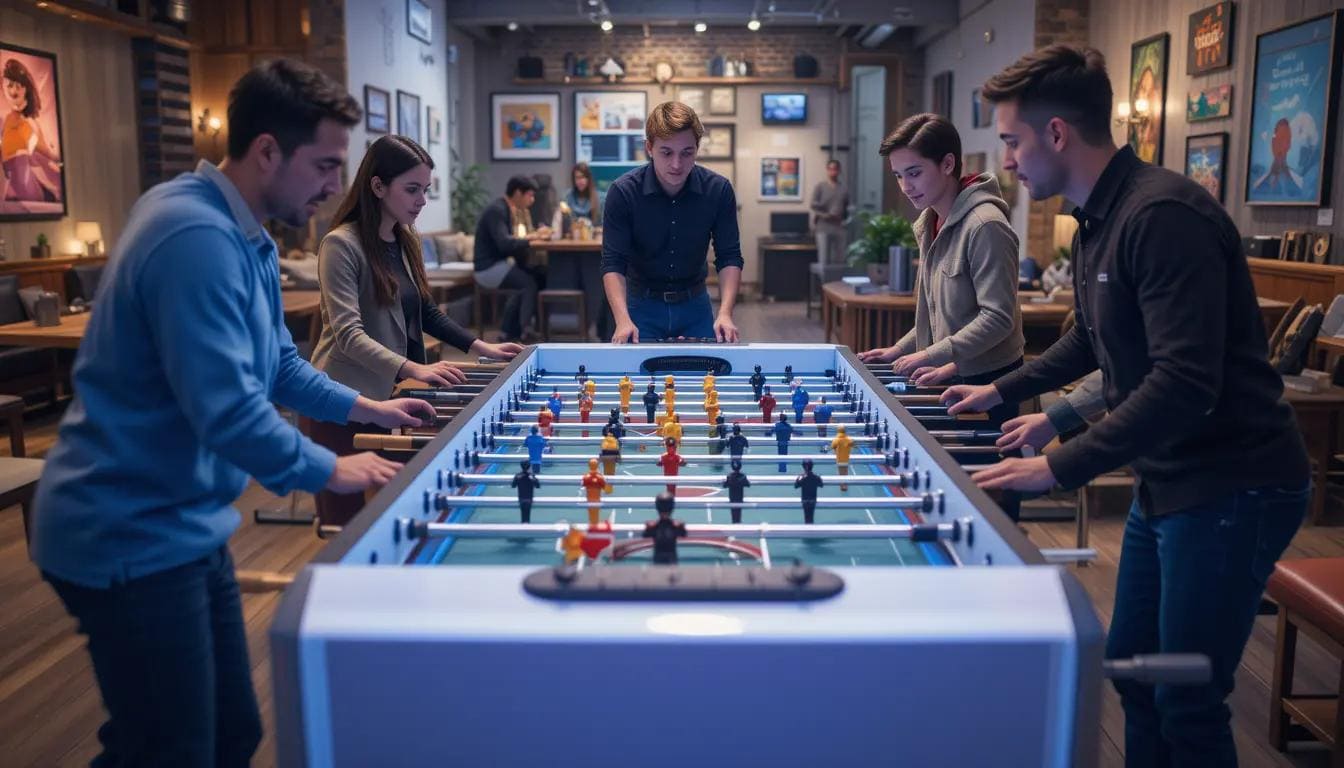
[762,93,808,124]
[770,212,811,237]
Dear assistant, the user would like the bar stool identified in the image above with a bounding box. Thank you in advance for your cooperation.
[537,289,588,341]
[1266,557,1344,765]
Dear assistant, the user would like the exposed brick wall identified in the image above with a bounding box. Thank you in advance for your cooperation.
[302,0,349,244]
[499,25,843,81]
[1026,0,1089,265]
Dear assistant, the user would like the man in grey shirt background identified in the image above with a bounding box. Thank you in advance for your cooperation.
[810,159,848,271]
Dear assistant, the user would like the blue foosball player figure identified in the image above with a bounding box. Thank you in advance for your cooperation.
[794,459,824,524]
[524,425,547,474]
[791,384,810,424]
[727,422,749,461]
[642,492,687,565]
[547,388,564,420]
[767,412,793,472]
[814,396,834,439]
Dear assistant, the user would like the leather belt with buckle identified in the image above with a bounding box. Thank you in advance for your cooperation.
[631,282,705,304]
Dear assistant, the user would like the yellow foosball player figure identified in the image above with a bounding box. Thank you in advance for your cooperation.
[664,375,677,410]
[585,378,597,398]
[618,374,633,415]
[656,401,676,428]
[581,458,613,527]
[830,425,854,492]
[660,413,684,451]
[562,524,586,564]
[702,373,716,396]
[599,428,622,474]
[703,389,720,424]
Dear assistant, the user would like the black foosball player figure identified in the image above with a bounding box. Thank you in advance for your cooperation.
[727,422,749,461]
[642,491,687,565]
[511,460,541,523]
[749,364,766,400]
[782,364,793,384]
[707,415,728,468]
[643,383,661,424]
[575,364,588,385]
[722,460,751,524]
[794,459,824,524]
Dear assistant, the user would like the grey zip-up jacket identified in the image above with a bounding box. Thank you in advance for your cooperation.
[892,173,1024,376]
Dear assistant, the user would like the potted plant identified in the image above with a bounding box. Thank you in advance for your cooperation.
[449,156,490,235]
[846,211,917,289]
[31,233,51,259]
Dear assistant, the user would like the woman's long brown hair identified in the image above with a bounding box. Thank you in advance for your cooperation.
[572,162,600,224]
[329,134,434,306]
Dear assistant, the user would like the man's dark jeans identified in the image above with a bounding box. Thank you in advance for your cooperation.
[627,289,715,341]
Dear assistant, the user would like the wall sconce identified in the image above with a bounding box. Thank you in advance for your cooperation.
[197,107,222,136]
[1114,98,1152,128]
[75,221,103,259]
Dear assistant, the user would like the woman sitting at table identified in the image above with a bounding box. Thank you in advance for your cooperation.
[307,135,522,525]
[564,162,604,225]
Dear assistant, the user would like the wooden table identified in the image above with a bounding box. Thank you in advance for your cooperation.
[531,239,607,339]
[0,290,323,350]
[1312,335,1344,377]
[1283,385,1344,526]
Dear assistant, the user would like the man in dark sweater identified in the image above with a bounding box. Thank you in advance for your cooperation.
[944,46,1309,767]
[473,175,551,341]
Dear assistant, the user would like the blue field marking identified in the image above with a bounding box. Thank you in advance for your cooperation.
[865,449,950,566]
[421,462,500,565]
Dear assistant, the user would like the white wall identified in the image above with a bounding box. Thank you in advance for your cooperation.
[921,0,1036,257]
[344,0,452,232]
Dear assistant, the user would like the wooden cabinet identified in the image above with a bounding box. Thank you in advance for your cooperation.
[0,257,109,303]
[1247,257,1344,308]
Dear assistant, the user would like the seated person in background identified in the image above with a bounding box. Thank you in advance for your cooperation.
[308,135,523,526]
[565,161,604,225]
[473,175,551,342]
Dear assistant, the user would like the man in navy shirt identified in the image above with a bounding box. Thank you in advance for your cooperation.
[601,101,744,342]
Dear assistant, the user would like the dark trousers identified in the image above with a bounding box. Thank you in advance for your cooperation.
[520,500,532,523]
[959,359,1024,521]
[45,546,261,768]
[645,406,656,423]
[802,501,816,524]
[1106,483,1307,767]
[497,265,539,339]
[729,503,744,524]
[300,415,372,527]
[627,289,715,341]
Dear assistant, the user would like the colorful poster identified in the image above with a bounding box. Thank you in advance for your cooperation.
[760,157,801,201]
[574,91,647,192]
[1187,84,1232,122]
[1245,13,1342,206]
[1185,132,1227,202]
[0,42,66,220]
[491,93,560,160]
[1128,33,1169,164]
[1187,2,1234,75]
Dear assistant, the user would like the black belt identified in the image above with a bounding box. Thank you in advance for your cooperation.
[628,281,706,304]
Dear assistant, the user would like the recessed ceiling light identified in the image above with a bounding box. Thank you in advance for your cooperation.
[600,19,613,32]
[694,21,707,33]
[747,18,761,31]
[506,21,518,31]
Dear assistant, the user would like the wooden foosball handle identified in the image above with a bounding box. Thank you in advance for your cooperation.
[236,570,295,593]
[352,433,431,451]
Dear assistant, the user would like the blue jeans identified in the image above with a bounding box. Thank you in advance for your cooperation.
[45,546,262,768]
[627,289,715,341]
[1106,483,1307,768]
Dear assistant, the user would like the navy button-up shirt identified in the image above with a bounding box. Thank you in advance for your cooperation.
[600,163,743,291]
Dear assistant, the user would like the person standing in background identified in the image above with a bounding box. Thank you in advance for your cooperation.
[810,159,848,271]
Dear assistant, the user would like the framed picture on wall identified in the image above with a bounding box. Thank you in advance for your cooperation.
[397,90,422,144]
[1185,132,1228,202]
[407,0,432,45]
[1187,2,1234,75]
[700,160,735,188]
[575,90,647,191]
[932,71,954,118]
[428,174,441,199]
[1245,12,1344,206]
[699,123,735,160]
[0,42,67,221]
[427,105,442,145]
[1187,84,1232,122]
[708,86,736,116]
[677,86,707,115]
[1128,33,1169,164]
[759,156,802,202]
[364,85,390,133]
[490,92,560,160]
[971,89,994,129]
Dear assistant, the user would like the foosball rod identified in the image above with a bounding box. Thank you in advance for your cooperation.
[426,495,936,510]
[406,520,963,541]
[504,410,876,422]
[450,472,926,487]
[474,452,904,464]
[489,434,890,445]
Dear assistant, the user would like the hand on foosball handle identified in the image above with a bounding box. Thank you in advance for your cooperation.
[349,395,437,429]
[713,312,740,343]
[942,383,1003,416]
[326,452,404,493]
[996,413,1059,453]
[911,362,957,387]
[971,455,1057,493]
[399,360,467,387]
[610,319,639,345]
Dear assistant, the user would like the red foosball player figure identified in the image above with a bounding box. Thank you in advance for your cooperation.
[656,437,687,493]
[758,385,777,423]
[578,389,594,437]
[642,491,687,565]
[537,405,555,437]
[581,458,612,526]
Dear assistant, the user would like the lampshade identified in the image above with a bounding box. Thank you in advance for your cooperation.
[75,221,103,243]
[1052,214,1078,252]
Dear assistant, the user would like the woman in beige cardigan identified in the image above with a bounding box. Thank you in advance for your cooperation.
[306,135,521,524]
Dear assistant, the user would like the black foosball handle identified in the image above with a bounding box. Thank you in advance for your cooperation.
[1103,654,1211,685]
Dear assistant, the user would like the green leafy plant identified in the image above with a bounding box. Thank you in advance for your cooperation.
[846,211,917,267]
[1055,246,1071,265]
[36,233,48,246]
[449,159,490,234]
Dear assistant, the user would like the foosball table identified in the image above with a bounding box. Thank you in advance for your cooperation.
[272,343,1108,767]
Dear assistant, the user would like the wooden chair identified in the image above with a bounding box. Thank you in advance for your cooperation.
[473,283,522,340]
[537,289,588,341]
[0,394,42,549]
[1266,558,1344,764]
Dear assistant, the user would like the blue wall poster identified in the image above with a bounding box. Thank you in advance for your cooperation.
[1245,12,1342,206]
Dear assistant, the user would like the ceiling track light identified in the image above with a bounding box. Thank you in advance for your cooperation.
[693,21,707,33]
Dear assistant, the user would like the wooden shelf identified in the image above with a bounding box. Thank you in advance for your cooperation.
[1248,256,1344,307]
[512,76,837,87]
[18,0,191,46]
[1247,256,1344,276]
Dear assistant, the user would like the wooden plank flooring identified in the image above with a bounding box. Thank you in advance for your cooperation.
[0,300,1339,767]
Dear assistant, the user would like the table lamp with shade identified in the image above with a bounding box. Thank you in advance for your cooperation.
[75,221,103,259]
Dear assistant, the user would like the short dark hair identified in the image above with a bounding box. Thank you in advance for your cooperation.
[981,45,1113,145]
[226,59,361,160]
[878,113,963,177]
[826,159,841,170]
[506,175,537,196]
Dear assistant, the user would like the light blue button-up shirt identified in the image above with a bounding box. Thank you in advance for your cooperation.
[32,161,358,587]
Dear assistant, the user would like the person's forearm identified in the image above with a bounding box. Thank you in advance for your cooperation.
[603,272,631,324]
[716,266,742,316]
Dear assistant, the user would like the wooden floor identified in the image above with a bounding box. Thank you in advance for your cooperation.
[1,300,1340,767]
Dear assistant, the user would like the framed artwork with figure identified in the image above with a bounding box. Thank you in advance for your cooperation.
[1128,33,1169,164]
[490,92,560,160]
[397,90,422,144]
[0,42,67,221]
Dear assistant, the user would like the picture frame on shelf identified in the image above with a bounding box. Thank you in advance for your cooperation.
[1245,12,1344,206]
[1128,32,1170,164]
[1187,1,1234,75]
[699,123,735,160]
[677,86,707,116]
[364,85,390,133]
[490,92,561,160]
[1185,132,1228,203]
[397,90,422,144]
[407,0,432,45]
[708,86,736,116]
[1187,84,1232,122]
[0,42,67,221]
[759,156,802,202]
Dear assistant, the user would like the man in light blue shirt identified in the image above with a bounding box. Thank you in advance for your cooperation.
[30,60,434,766]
